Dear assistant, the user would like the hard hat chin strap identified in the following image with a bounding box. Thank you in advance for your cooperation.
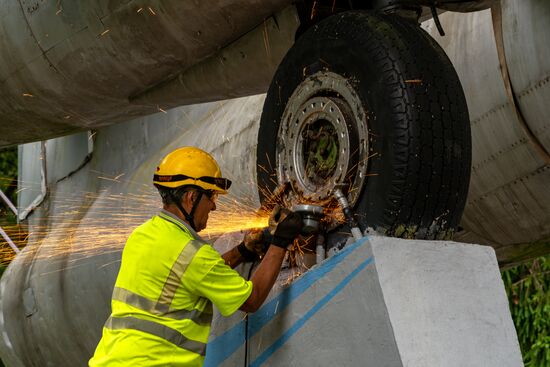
[172,190,203,232]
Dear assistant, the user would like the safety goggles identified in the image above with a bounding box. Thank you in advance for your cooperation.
[203,190,219,204]
[153,174,232,191]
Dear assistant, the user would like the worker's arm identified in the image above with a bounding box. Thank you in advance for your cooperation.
[239,245,286,313]
[239,205,302,313]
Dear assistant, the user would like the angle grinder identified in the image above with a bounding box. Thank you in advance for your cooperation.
[259,204,324,252]
[291,204,324,235]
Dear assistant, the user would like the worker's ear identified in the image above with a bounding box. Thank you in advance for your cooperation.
[181,190,193,206]
[183,190,198,206]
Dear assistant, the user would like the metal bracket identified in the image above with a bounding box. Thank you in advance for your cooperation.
[0,188,20,254]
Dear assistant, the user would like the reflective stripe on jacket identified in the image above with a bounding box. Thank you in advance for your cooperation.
[89,209,252,367]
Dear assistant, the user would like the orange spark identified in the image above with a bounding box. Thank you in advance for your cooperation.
[262,20,271,60]
[310,1,317,20]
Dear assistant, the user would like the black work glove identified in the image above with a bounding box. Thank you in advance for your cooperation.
[268,205,303,248]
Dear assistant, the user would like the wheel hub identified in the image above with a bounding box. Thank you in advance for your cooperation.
[277,71,368,206]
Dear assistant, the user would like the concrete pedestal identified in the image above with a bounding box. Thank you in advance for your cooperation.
[206,236,523,367]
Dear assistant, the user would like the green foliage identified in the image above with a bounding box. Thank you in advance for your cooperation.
[0,147,17,182]
[503,255,550,366]
[0,146,17,283]
[0,147,17,230]
[0,146,17,207]
[0,148,16,367]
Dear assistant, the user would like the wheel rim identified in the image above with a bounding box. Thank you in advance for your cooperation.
[277,71,369,206]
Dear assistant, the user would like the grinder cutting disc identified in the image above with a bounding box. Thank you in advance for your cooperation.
[291,204,324,235]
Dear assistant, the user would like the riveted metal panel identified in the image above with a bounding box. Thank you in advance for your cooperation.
[0,0,294,147]
[503,0,550,153]
[423,4,550,250]
[462,166,550,245]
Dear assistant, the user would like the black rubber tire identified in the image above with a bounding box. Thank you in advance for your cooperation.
[257,11,471,240]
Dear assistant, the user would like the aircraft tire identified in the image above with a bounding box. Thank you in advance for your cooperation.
[257,11,471,240]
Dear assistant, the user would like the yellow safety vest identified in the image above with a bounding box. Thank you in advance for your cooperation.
[89,210,252,367]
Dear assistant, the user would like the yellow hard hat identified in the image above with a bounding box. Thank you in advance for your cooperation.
[153,147,231,194]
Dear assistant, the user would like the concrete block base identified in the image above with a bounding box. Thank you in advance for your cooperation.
[206,236,523,367]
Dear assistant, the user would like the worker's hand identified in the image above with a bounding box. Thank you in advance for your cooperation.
[268,205,303,248]
[243,228,266,257]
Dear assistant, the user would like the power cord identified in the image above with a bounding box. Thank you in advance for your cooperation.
[244,260,255,367]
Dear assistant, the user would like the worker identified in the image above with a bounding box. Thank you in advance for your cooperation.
[89,146,303,366]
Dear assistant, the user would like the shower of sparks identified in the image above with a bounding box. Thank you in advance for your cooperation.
[0,175,271,268]
[205,198,269,237]
[1,186,153,266]
[0,167,357,277]
[288,236,312,267]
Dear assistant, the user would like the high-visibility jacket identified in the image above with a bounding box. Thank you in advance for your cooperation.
[89,209,253,367]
